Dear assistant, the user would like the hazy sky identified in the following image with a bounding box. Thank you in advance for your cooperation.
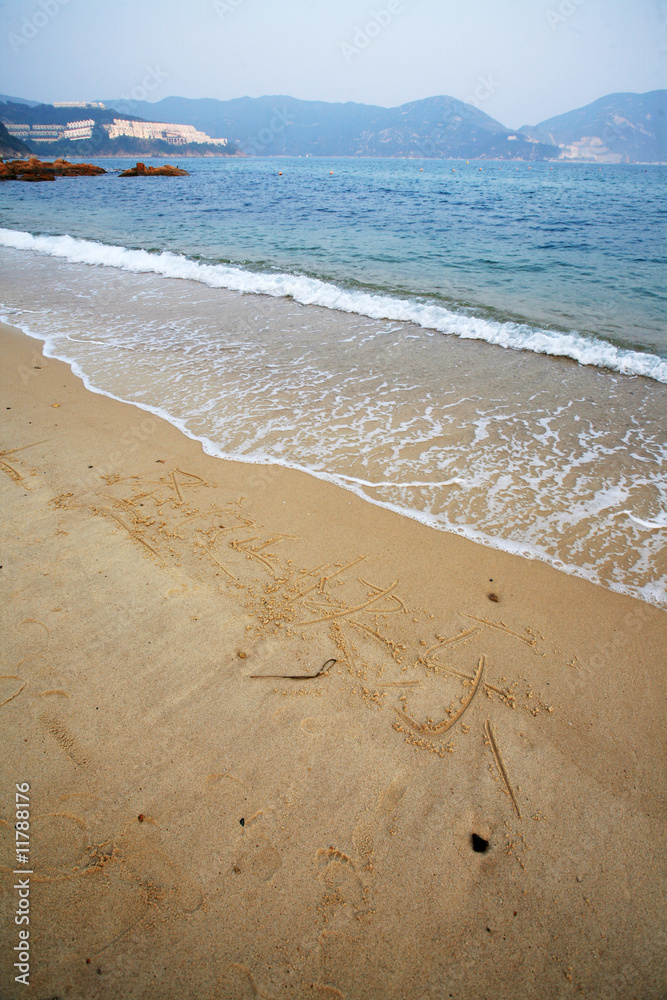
[0,0,664,126]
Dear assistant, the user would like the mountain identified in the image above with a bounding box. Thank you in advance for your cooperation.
[102,94,556,160]
[4,91,664,161]
[522,91,666,163]
[0,94,41,107]
[0,120,31,158]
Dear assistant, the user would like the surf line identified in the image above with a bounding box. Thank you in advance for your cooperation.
[335,473,466,488]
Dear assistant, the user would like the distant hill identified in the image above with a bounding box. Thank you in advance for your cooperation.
[522,91,666,163]
[0,120,31,158]
[102,94,556,160]
[4,91,665,161]
[0,94,41,107]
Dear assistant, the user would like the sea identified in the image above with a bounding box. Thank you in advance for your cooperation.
[0,157,665,606]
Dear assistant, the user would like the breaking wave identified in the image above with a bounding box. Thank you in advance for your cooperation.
[1,227,665,382]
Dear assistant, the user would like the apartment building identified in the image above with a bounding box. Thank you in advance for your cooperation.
[104,118,228,146]
[53,102,106,109]
[3,113,229,148]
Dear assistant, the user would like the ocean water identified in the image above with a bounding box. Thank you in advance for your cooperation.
[0,157,665,604]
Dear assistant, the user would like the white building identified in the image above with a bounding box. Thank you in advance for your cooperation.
[30,124,62,142]
[53,102,106,109]
[2,114,229,148]
[62,119,95,140]
[103,119,228,146]
[4,124,31,138]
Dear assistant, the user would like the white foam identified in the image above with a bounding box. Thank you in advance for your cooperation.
[623,512,667,530]
[1,227,666,383]
[335,473,467,488]
[3,305,665,609]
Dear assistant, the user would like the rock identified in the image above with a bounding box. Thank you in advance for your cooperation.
[50,159,106,176]
[119,161,189,177]
[22,174,56,182]
[0,157,106,181]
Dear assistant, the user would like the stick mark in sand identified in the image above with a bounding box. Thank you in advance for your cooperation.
[0,440,49,482]
[461,613,536,646]
[294,580,400,626]
[294,556,366,598]
[103,509,163,561]
[423,628,480,660]
[485,718,522,819]
[194,533,239,581]
[0,676,28,707]
[392,655,485,736]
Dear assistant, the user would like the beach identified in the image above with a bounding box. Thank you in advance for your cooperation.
[1,319,665,998]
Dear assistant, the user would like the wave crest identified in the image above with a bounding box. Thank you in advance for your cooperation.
[1,227,665,382]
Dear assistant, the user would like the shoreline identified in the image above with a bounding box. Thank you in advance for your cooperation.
[1,320,666,998]
[1,241,665,611]
[10,311,667,610]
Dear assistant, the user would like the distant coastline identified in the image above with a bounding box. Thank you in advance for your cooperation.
[0,100,242,159]
[1,90,665,163]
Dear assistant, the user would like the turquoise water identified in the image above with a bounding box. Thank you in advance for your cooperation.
[1,157,665,358]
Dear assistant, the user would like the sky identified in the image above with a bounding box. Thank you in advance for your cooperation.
[0,0,664,127]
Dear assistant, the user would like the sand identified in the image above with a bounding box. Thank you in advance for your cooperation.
[0,320,665,999]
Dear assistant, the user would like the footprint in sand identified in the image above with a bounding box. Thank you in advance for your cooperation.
[232,816,282,883]
[14,617,51,658]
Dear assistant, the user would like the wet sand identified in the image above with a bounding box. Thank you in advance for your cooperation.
[0,321,665,999]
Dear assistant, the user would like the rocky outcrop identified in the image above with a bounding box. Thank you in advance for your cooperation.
[50,158,106,176]
[0,158,53,181]
[0,157,106,181]
[119,161,189,176]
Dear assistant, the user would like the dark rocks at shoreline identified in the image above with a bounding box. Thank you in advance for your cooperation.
[0,157,188,182]
[118,162,190,177]
[0,157,107,181]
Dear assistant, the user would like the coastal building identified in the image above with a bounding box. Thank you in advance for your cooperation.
[62,119,95,140]
[103,118,229,146]
[30,124,62,142]
[53,102,106,109]
[2,114,229,149]
[4,124,31,138]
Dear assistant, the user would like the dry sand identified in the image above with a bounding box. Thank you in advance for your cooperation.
[0,321,665,999]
